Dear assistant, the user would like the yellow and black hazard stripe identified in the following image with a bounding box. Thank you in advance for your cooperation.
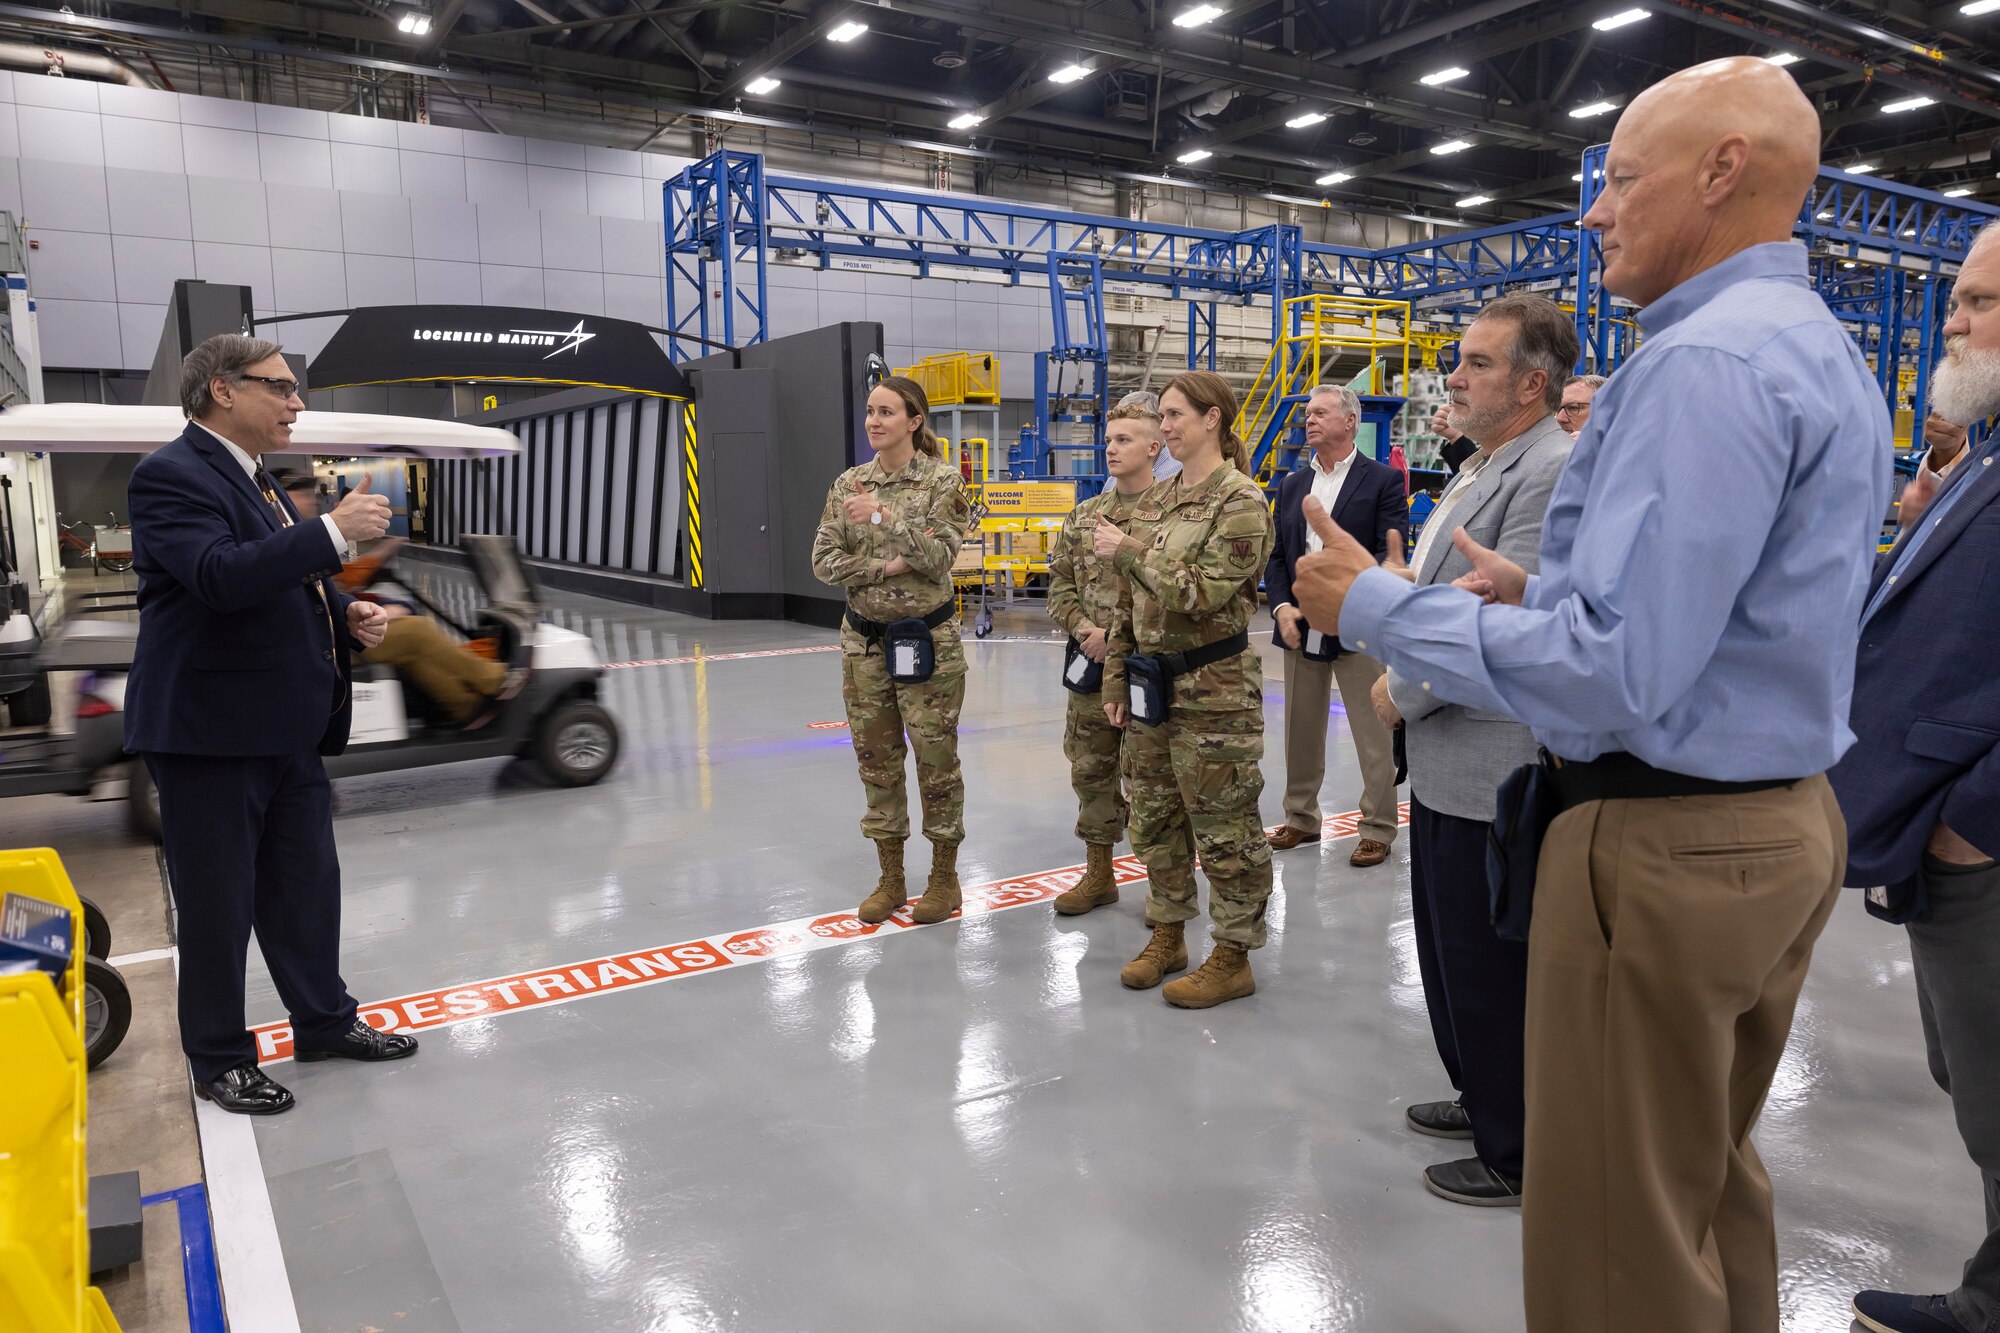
[682,401,702,588]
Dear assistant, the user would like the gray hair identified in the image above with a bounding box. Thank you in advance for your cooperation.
[1565,374,1608,392]
[1308,383,1361,420]
[1473,293,1580,413]
[180,334,285,419]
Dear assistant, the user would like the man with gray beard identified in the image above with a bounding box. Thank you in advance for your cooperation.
[1833,222,2000,1333]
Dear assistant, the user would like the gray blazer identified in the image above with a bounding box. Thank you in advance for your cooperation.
[1387,414,1574,822]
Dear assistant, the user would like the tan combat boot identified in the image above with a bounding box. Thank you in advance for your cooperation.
[1053,843,1120,916]
[1120,919,1188,989]
[1162,941,1255,1009]
[856,839,906,924]
[911,841,962,924]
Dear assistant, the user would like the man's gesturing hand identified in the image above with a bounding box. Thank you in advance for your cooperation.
[330,474,391,544]
[1292,496,1376,634]
[1449,530,1528,606]
[1273,603,1304,650]
[347,599,389,649]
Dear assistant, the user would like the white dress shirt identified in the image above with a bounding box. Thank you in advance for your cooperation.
[1408,444,1497,575]
[1303,447,1356,554]
[192,420,351,560]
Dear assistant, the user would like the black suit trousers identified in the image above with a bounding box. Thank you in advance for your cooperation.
[146,750,358,1082]
[1410,795,1528,1179]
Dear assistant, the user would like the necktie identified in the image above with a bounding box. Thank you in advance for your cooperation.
[256,468,343,681]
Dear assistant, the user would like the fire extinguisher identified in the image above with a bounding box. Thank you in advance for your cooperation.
[960,443,973,481]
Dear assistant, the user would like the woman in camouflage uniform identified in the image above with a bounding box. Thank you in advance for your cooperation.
[1044,400,1166,915]
[811,376,975,927]
[1094,370,1275,1009]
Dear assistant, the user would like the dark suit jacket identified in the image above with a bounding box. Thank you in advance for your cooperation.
[1829,443,2000,886]
[1264,450,1410,652]
[125,422,359,757]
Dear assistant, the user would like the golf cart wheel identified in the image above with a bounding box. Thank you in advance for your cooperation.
[80,896,111,961]
[534,700,619,787]
[83,957,132,1071]
[127,760,162,841]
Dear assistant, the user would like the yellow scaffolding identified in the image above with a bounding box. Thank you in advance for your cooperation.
[1238,295,1412,475]
[892,352,1002,406]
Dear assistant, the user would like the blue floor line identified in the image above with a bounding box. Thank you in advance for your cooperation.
[140,1183,226,1333]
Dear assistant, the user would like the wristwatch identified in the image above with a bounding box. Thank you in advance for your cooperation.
[870,510,883,525]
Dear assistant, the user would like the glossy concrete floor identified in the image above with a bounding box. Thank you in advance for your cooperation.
[235,578,1973,1333]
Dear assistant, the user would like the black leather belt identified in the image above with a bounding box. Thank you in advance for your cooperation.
[1547,750,1800,813]
[845,601,955,642]
[1155,629,1251,677]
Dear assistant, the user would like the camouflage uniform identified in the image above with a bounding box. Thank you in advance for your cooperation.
[1103,464,1276,948]
[1046,485,1148,845]
[811,450,974,846]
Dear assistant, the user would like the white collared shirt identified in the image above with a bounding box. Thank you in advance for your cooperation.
[1303,447,1357,554]
[192,420,352,560]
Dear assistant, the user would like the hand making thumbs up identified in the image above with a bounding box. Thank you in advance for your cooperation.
[329,474,391,543]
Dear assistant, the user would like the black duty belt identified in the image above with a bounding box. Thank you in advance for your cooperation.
[1153,629,1251,677]
[1546,750,1801,814]
[845,601,955,642]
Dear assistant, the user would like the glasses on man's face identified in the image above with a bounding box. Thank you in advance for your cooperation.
[1556,403,1588,416]
[239,375,302,399]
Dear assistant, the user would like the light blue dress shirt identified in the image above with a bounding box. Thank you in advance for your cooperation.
[1339,243,1892,780]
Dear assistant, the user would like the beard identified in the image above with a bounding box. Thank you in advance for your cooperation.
[1449,399,1513,445]
[1931,336,2000,427]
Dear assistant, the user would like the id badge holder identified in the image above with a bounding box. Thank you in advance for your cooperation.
[1124,654,1169,727]
[1301,626,1339,662]
[1063,637,1104,695]
[884,617,937,684]
[1864,868,1932,925]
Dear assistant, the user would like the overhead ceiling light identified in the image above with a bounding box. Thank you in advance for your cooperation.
[1177,148,1213,163]
[1846,162,1878,174]
[1946,186,1975,197]
[745,75,781,94]
[1764,52,1801,65]
[396,10,431,33]
[1842,260,1858,268]
[827,19,868,42]
[947,112,985,130]
[1881,95,1936,114]
[1571,172,1585,182]
[1457,194,1492,208]
[1962,0,2000,14]
[1593,8,1649,30]
[1431,139,1471,155]
[1316,170,1352,186]
[1048,62,1092,83]
[1173,3,1224,26]
[1286,111,1328,129]
[1420,67,1470,86]
[1918,272,1932,280]
[1817,210,1834,219]
[1569,100,1618,118]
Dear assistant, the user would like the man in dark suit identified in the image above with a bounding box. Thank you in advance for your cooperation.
[127,334,416,1116]
[1834,227,2000,1333]
[1264,384,1408,866]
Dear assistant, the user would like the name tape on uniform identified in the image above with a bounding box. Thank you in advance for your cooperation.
[250,802,1410,1064]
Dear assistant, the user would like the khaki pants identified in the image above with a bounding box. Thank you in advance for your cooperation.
[362,616,506,723]
[1521,775,1846,1333]
[1279,648,1398,843]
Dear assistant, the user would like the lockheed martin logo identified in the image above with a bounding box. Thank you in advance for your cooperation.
[413,320,597,359]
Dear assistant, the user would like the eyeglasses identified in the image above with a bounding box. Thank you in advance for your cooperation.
[1556,403,1589,416]
[238,374,302,399]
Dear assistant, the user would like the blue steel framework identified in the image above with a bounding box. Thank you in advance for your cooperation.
[663,149,1997,482]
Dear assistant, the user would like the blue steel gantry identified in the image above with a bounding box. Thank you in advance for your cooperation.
[663,149,1998,484]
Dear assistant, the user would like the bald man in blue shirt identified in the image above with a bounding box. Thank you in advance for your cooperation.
[1295,59,1890,1333]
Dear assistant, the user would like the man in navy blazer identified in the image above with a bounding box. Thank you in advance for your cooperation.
[126,334,414,1116]
[1263,384,1409,866]
[1832,227,2000,1333]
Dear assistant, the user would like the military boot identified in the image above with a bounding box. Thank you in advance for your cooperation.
[1120,919,1188,989]
[912,841,962,924]
[1162,941,1255,1009]
[1053,843,1119,916]
[856,839,906,924]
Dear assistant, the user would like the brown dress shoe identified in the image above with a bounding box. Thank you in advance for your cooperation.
[1349,838,1391,867]
[1266,826,1321,850]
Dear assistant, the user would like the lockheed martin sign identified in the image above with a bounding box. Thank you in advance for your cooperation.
[309,305,689,398]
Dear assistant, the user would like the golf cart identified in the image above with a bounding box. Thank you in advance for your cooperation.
[0,404,619,839]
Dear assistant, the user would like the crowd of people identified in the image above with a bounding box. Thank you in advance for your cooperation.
[809,55,2000,1333]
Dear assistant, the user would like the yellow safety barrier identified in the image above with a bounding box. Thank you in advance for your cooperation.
[892,352,1002,406]
[1238,295,1413,477]
[0,847,123,1333]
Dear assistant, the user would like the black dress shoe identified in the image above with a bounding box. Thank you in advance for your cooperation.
[1405,1097,1475,1139]
[294,1019,420,1063]
[193,1063,296,1116]
[1423,1156,1523,1207]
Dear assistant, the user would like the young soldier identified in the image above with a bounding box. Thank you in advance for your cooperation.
[1044,400,1165,914]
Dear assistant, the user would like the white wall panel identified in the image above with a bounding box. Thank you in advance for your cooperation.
[107,168,192,240]
[31,231,117,301]
[111,235,195,305]
[102,115,183,173]
[21,158,109,232]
